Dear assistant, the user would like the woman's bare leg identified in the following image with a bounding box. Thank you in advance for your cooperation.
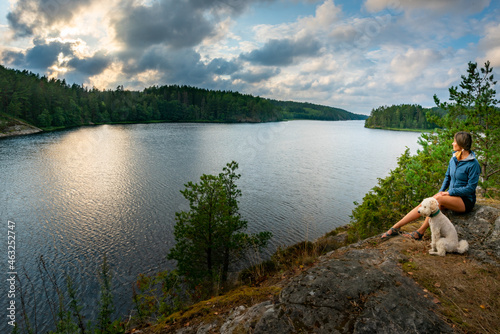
[434,194,466,212]
[391,205,421,229]
[415,217,429,235]
[383,195,466,237]
[382,205,421,237]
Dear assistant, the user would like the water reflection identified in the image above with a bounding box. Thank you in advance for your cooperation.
[41,126,135,255]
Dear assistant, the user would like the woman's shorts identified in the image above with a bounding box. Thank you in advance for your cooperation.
[461,196,475,213]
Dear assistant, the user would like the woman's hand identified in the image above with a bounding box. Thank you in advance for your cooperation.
[433,191,449,199]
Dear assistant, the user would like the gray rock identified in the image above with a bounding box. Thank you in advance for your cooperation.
[250,248,454,334]
[448,205,500,264]
[220,302,276,333]
[196,322,216,334]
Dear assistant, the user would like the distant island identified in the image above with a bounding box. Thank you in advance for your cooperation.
[0,65,366,135]
[364,104,443,131]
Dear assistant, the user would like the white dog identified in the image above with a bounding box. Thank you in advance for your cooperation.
[418,197,469,256]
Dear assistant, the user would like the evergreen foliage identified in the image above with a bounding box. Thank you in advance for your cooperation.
[364,104,442,130]
[168,161,272,295]
[432,61,500,196]
[0,65,364,130]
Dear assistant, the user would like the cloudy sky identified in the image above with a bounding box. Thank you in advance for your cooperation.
[1,0,499,115]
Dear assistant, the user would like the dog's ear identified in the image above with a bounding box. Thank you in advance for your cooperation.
[430,198,438,211]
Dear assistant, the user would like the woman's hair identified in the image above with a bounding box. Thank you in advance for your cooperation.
[455,131,472,151]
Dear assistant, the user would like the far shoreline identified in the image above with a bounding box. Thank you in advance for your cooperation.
[364,125,433,133]
[1,118,369,139]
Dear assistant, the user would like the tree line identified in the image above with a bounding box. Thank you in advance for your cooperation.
[270,99,367,121]
[364,104,443,130]
[0,65,365,130]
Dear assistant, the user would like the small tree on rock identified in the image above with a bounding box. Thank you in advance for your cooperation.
[168,161,272,294]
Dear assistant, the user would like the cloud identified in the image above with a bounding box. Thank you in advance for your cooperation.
[296,0,342,34]
[364,0,491,14]
[118,45,221,88]
[2,0,499,116]
[478,23,500,67]
[3,38,73,70]
[7,0,94,37]
[232,68,281,83]
[105,0,279,89]
[1,37,112,84]
[207,57,240,75]
[67,50,111,75]
[122,45,273,88]
[111,0,275,51]
[111,1,215,50]
[389,48,444,84]
[1,50,26,66]
[240,37,322,66]
[252,0,343,42]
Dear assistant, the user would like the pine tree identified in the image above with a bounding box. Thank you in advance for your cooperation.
[433,61,500,196]
[168,161,272,294]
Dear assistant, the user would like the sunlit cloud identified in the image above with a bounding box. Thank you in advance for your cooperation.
[478,22,500,66]
[87,61,123,90]
[389,48,444,84]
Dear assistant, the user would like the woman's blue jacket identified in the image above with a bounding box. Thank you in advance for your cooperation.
[439,151,481,203]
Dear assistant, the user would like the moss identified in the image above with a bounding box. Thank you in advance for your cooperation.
[401,260,418,273]
[160,286,281,330]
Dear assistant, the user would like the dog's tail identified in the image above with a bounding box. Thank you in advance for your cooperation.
[457,240,469,254]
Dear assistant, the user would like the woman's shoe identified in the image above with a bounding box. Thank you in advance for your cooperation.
[381,227,401,239]
[403,230,424,240]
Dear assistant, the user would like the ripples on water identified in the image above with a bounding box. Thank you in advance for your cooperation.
[0,121,421,331]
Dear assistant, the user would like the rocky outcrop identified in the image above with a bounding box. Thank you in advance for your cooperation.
[0,119,42,137]
[162,205,500,334]
[221,247,454,333]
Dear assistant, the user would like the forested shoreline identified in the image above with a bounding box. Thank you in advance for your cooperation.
[0,65,365,131]
[364,104,444,130]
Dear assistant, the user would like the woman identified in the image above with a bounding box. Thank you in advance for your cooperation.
[381,131,481,240]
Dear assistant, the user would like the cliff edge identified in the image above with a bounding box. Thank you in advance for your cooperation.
[134,202,500,334]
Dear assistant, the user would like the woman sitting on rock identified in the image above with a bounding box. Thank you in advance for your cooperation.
[381,131,481,240]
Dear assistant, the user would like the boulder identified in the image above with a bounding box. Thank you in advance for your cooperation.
[448,204,500,264]
[250,247,454,333]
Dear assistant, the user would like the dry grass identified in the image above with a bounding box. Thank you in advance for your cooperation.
[477,196,500,209]
[239,225,350,287]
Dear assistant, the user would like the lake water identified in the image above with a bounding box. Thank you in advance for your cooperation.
[0,120,421,331]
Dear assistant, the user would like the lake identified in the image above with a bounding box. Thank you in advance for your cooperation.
[0,120,421,331]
